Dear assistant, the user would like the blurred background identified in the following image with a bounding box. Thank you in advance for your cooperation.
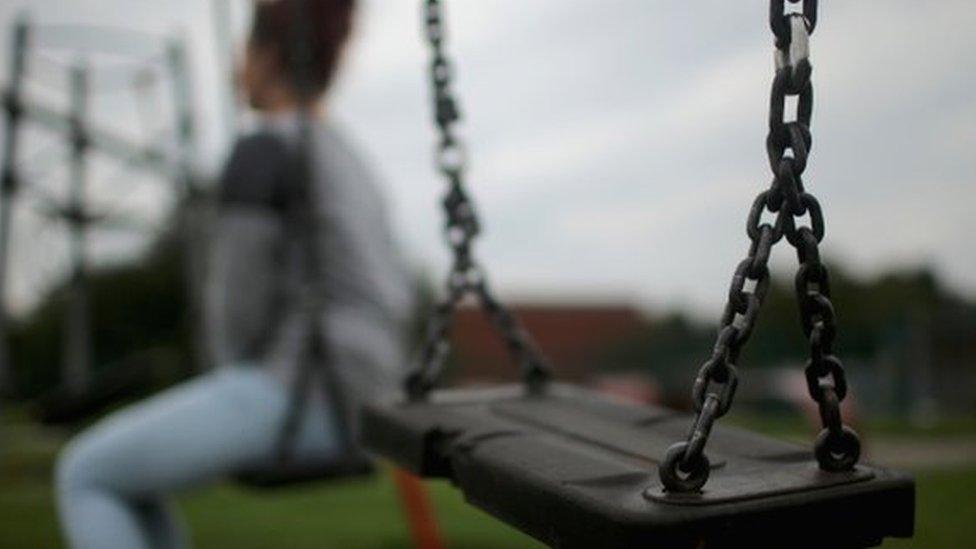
[0,0,973,547]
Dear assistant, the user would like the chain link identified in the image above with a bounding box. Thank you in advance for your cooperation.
[405,0,550,401]
[661,0,860,493]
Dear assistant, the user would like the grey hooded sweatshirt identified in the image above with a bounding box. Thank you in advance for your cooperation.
[206,116,413,429]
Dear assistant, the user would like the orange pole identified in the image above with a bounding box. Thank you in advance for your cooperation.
[392,468,445,549]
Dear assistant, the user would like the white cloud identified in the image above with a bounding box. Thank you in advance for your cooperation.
[1,0,974,316]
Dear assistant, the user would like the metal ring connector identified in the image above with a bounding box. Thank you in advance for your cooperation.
[815,425,861,472]
[660,442,711,493]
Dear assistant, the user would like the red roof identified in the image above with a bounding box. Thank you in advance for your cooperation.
[450,303,648,383]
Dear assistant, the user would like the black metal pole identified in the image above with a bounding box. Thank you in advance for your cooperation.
[166,40,196,201]
[210,0,238,141]
[17,97,173,177]
[166,39,210,373]
[0,15,30,397]
[62,62,92,396]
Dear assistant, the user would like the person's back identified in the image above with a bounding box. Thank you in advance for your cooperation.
[307,123,413,409]
[54,2,412,547]
[212,116,411,426]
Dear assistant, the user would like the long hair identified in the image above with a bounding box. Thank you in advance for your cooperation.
[249,0,357,98]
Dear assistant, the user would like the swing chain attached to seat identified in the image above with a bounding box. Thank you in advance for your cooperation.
[405,0,551,401]
[661,0,860,493]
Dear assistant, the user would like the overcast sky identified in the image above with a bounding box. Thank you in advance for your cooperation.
[1,0,974,318]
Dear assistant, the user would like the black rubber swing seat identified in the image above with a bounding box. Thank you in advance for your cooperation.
[234,453,374,489]
[362,383,914,548]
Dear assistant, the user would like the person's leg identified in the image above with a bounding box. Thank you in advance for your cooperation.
[134,498,187,549]
[55,367,292,549]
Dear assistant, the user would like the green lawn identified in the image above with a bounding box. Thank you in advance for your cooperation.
[885,466,976,549]
[0,416,541,548]
[1,461,542,549]
[2,415,974,548]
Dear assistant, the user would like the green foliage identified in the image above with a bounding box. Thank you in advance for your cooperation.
[601,264,976,396]
[7,232,192,400]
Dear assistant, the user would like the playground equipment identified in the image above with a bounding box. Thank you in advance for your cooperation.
[0,15,204,401]
[361,1,915,547]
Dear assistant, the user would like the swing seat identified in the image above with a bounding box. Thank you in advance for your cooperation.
[235,451,375,489]
[362,383,914,548]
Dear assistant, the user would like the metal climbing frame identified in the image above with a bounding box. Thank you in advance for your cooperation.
[0,14,203,397]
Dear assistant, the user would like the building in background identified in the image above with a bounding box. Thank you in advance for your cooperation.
[452,302,649,383]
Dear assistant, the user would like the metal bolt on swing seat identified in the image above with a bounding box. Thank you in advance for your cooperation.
[660,440,711,493]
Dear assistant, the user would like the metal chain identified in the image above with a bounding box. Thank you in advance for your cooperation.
[661,0,860,493]
[405,0,550,401]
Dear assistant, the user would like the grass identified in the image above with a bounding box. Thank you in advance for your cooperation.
[2,412,974,548]
[0,470,542,549]
[0,414,542,548]
[0,458,542,549]
[885,467,976,549]
[182,477,542,549]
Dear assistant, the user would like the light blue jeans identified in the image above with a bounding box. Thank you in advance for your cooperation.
[55,366,340,549]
